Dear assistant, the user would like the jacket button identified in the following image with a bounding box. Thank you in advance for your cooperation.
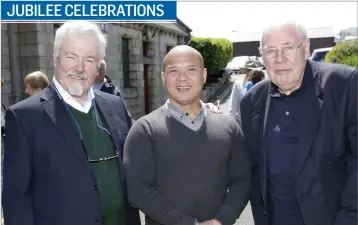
[93,184,98,191]
[263,211,267,215]
[95,216,101,222]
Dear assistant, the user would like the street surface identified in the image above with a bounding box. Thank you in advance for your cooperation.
[140,73,255,225]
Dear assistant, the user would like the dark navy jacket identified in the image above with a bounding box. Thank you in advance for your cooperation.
[240,60,357,225]
[2,86,141,225]
[100,75,122,98]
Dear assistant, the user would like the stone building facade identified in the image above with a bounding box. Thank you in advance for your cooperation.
[1,21,191,119]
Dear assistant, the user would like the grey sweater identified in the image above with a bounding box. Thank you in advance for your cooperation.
[123,106,251,225]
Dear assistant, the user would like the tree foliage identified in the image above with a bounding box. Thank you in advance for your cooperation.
[324,40,358,67]
[189,37,233,74]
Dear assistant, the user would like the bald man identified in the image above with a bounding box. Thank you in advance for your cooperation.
[123,45,251,225]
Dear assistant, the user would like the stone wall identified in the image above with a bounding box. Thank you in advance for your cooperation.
[1,24,11,107]
[0,23,189,120]
[104,23,182,119]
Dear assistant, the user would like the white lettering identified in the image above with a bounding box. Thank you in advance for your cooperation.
[7,4,16,17]
[90,4,98,16]
[115,4,124,16]
[99,4,106,16]
[156,4,164,17]
[53,4,62,16]
[146,4,155,17]
[73,4,81,17]
[6,4,63,18]
[124,4,133,16]
[82,4,90,16]
[137,4,146,17]
[25,5,33,16]
[65,4,73,16]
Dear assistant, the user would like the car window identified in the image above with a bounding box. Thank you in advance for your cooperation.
[312,51,328,62]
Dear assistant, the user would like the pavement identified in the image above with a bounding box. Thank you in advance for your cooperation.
[140,73,255,225]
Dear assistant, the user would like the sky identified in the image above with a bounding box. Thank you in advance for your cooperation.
[177,2,358,40]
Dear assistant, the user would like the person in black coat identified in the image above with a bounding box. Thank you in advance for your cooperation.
[240,21,357,225]
[93,60,122,98]
[2,21,140,225]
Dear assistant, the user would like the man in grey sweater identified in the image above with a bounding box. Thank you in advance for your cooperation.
[123,45,251,225]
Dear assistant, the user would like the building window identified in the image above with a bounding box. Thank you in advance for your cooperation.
[122,37,131,88]
[166,46,173,53]
[53,23,61,36]
[143,41,148,57]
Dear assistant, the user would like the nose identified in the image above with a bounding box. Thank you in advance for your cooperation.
[176,70,188,81]
[75,60,85,72]
[275,50,285,63]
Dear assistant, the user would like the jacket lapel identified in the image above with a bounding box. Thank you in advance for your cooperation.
[40,86,96,180]
[252,82,271,208]
[94,92,128,154]
[94,92,129,184]
[261,84,273,207]
[294,61,324,179]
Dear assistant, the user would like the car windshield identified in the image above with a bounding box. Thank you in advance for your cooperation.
[231,57,248,65]
[312,51,328,62]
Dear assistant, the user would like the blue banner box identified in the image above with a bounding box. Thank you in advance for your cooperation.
[1,1,177,21]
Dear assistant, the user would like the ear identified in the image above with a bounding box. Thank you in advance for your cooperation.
[203,68,207,84]
[161,72,165,87]
[53,49,57,67]
[304,39,310,59]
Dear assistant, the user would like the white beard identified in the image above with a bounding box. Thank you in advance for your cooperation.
[68,82,84,97]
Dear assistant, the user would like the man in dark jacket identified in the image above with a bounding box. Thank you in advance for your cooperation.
[2,21,140,225]
[240,21,357,225]
[93,60,122,97]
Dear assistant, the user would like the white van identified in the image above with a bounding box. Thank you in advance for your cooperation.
[311,47,333,62]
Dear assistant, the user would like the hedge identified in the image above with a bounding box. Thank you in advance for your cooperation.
[189,37,233,74]
[324,39,358,67]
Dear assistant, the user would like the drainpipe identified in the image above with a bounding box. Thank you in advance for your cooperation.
[7,24,22,104]
[185,33,191,45]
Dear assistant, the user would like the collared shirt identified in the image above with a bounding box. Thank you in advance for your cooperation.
[53,77,95,113]
[93,78,107,90]
[164,99,206,131]
[266,71,309,225]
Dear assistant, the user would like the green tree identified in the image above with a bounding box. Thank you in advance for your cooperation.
[189,37,233,74]
[324,40,358,67]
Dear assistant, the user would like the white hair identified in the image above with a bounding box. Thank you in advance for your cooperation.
[100,60,107,68]
[260,21,308,48]
[54,21,107,66]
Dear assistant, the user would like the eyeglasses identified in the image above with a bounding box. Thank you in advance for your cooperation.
[81,103,120,163]
[260,40,307,59]
[86,149,120,163]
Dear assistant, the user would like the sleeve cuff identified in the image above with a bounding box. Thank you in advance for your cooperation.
[215,206,237,225]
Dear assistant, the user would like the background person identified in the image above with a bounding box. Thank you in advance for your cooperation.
[24,71,50,96]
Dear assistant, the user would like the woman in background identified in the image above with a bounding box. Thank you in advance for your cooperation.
[242,69,265,94]
[24,71,50,96]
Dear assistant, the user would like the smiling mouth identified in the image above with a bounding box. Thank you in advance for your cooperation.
[68,75,84,80]
[176,86,191,91]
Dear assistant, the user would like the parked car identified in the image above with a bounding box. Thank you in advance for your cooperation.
[257,57,265,69]
[311,47,333,62]
[226,56,249,74]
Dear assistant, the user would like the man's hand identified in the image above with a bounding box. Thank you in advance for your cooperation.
[205,102,222,114]
[198,219,222,225]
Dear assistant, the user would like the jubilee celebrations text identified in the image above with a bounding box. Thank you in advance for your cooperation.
[7,3,165,17]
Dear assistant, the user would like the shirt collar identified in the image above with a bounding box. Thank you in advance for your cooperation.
[164,99,207,121]
[270,72,307,98]
[53,76,95,113]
